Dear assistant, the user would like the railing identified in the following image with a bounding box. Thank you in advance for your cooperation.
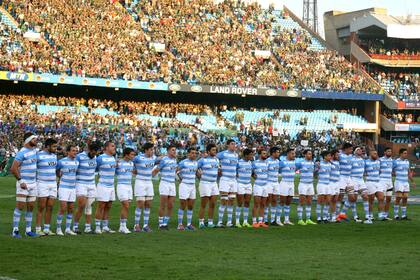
[370,54,420,60]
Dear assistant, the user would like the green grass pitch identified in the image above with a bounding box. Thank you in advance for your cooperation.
[0,176,419,280]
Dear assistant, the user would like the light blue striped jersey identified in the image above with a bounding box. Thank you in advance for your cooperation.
[178,159,198,185]
[330,160,340,183]
[15,147,37,183]
[217,150,239,179]
[36,150,57,182]
[296,160,314,184]
[237,159,252,185]
[116,159,134,185]
[279,159,296,182]
[133,153,157,181]
[197,156,219,183]
[393,158,410,183]
[252,159,268,186]
[379,156,393,181]
[351,156,365,178]
[96,154,117,187]
[339,153,353,176]
[266,157,280,183]
[57,157,79,189]
[158,156,177,183]
[365,159,380,182]
[76,151,97,184]
[318,161,331,184]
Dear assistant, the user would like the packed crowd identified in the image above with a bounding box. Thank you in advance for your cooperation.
[382,110,419,123]
[370,69,419,101]
[0,94,367,161]
[271,25,379,92]
[362,39,420,59]
[0,0,381,93]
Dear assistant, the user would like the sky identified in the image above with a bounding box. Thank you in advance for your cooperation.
[256,0,420,37]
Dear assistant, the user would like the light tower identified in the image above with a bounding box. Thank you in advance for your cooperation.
[303,0,318,33]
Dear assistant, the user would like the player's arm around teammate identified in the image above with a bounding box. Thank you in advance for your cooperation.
[10,132,39,238]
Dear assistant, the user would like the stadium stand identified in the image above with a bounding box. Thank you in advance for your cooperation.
[0,0,381,93]
[0,94,367,157]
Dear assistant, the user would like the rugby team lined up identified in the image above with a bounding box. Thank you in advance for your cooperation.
[10,132,415,237]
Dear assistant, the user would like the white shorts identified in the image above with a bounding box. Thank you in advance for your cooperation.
[76,182,97,198]
[394,181,410,193]
[298,182,314,196]
[179,183,196,200]
[237,183,252,195]
[339,176,352,191]
[37,181,57,198]
[266,181,279,194]
[328,181,340,195]
[159,180,176,197]
[278,180,295,196]
[253,185,269,198]
[117,184,133,201]
[58,187,76,202]
[199,181,219,197]
[380,179,393,192]
[351,178,367,193]
[366,181,384,195]
[96,185,116,202]
[16,181,37,197]
[316,183,332,195]
[134,179,154,199]
[219,177,237,193]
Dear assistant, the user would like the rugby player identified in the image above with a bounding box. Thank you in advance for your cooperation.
[94,141,117,234]
[217,140,239,228]
[296,150,316,225]
[235,148,254,228]
[35,138,58,236]
[251,148,269,228]
[10,132,39,238]
[133,143,156,232]
[266,147,281,226]
[365,150,383,223]
[177,147,198,230]
[116,148,135,234]
[73,142,100,234]
[197,144,220,229]
[278,148,297,225]
[380,147,394,220]
[56,145,79,235]
[393,148,415,220]
[153,145,178,230]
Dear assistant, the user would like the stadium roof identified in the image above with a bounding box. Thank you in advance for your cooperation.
[325,8,420,39]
